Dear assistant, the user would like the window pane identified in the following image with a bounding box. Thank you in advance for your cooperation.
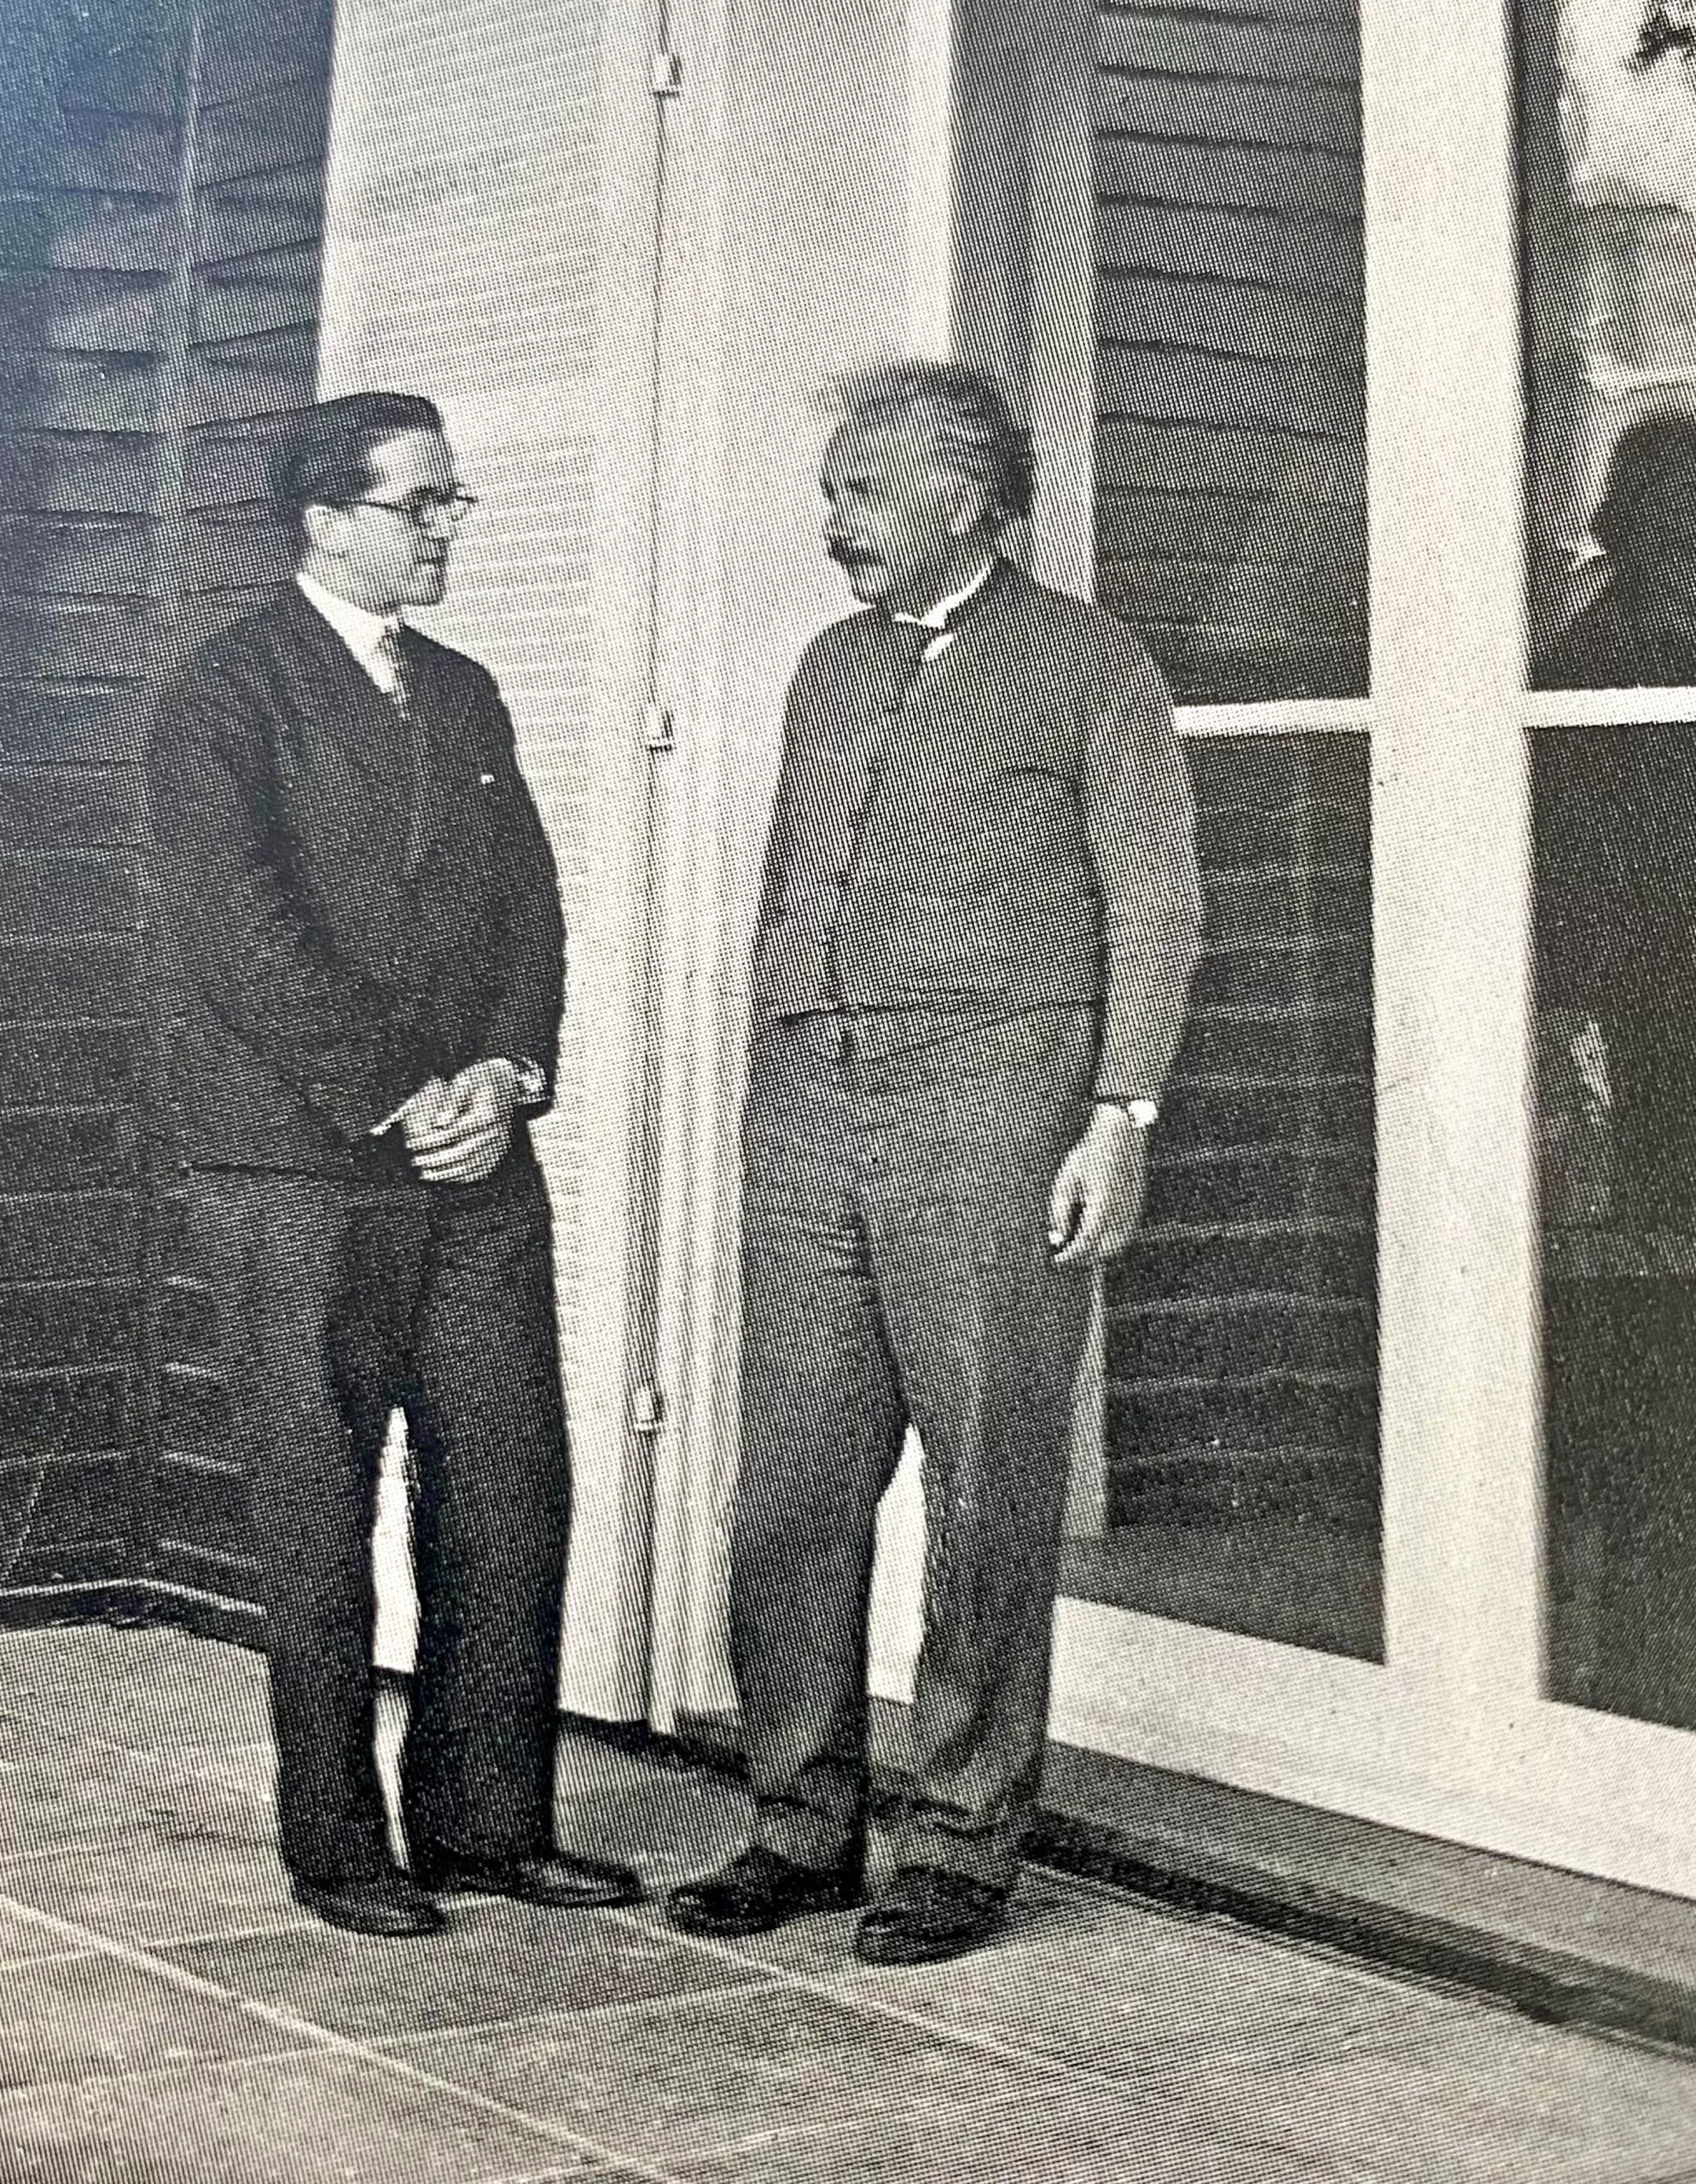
[1061,729,1380,1661]
[1093,1,1367,702]
[1525,0,1696,680]
[1536,722,1696,1726]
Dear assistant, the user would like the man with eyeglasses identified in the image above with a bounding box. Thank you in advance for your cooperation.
[148,390,640,1937]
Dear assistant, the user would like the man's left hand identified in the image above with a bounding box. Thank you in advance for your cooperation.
[405,1059,524,1185]
[1048,1105,1152,1269]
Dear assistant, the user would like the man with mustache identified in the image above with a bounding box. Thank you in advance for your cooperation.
[148,391,639,1936]
[667,359,1203,1964]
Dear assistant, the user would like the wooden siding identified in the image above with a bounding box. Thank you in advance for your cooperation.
[1095,0,1366,703]
[0,0,330,1618]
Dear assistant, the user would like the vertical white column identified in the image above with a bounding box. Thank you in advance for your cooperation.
[1364,0,1542,1790]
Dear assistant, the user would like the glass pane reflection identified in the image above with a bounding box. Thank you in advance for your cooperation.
[1524,0,1696,675]
[1061,732,1380,1662]
[1536,723,1696,1728]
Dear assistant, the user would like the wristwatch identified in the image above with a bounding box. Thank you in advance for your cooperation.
[1097,1097,1159,1129]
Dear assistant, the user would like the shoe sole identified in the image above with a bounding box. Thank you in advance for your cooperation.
[424,1877,644,1911]
[293,1896,444,1938]
[853,1921,1004,1966]
[665,1889,861,1938]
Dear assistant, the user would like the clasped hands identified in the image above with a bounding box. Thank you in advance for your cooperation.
[386,1059,524,1185]
[1047,1104,1152,1270]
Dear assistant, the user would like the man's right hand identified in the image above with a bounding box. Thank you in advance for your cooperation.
[394,1077,455,1150]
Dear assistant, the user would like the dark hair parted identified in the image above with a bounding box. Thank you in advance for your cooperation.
[825,357,1035,526]
[270,391,444,532]
[1593,407,1696,561]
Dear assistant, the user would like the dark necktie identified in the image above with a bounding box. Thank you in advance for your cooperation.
[375,625,427,874]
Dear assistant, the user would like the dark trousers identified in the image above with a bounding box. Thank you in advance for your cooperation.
[733,1006,1096,1892]
[192,1161,571,1885]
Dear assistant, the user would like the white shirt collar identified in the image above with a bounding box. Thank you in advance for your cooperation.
[893,554,996,632]
[295,572,400,684]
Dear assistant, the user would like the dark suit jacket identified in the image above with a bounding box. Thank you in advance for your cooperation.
[148,582,564,1180]
[752,560,1203,1101]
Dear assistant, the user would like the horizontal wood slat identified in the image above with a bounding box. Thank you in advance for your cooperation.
[0,768,146,849]
[1106,1378,1376,1464]
[0,516,156,598]
[1097,12,1358,86]
[1118,1218,1372,1300]
[194,247,320,344]
[1098,267,1356,364]
[0,1368,125,1454]
[195,169,322,263]
[1194,934,1369,1009]
[59,38,181,119]
[1165,1072,1370,1147]
[196,0,335,107]
[1100,342,1363,438]
[0,1194,141,1282]
[1095,73,1358,152]
[196,86,328,186]
[1121,0,1356,18]
[1183,1000,1370,1077]
[180,508,292,592]
[9,270,166,351]
[43,113,177,194]
[1102,552,1345,629]
[0,851,138,937]
[1147,1139,1372,1224]
[0,1024,139,1107]
[1196,792,1366,867]
[0,601,153,678]
[1096,133,1360,219]
[1185,730,1366,806]
[43,200,178,276]
[1098,414,1363,502]
[0,1283,137,1371]
[10,356,160,434]
[1114,1294,1372,1380]
[0,1109,140,1191]
[1098,201,1362,293]
[0,435,157,517]
[1205,862,1370,942]
[184,417,308,507]
[1101,484,1362,565]
[0,938,138,1020]
[0,687,152,765]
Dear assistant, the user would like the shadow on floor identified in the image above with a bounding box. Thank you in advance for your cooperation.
[0,1623,1692,2181]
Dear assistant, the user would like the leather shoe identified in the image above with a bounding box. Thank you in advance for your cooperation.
[292,1869,444,1938]
[415,1846,642,1909]
[854,1865,1007,1965]
[666,1844,863,1937]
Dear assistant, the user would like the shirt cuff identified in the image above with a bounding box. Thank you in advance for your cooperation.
[491,1055,549,1108]
[1095,1096,1159,1129]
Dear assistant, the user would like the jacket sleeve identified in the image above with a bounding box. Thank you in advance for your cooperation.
[477,678,566,1102]
[147,648,424,1142]
[1082,643,1205,1104]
